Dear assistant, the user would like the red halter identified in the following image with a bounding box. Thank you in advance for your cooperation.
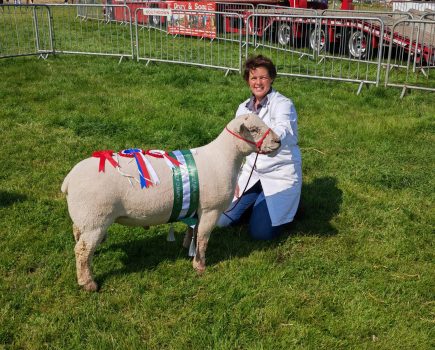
[225,126,272,151]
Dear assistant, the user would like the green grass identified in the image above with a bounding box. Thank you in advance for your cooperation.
[0,55,434,349]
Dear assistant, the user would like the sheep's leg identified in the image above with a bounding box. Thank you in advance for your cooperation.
[74,229,105,292]
[72,224,81,243]
[192,210,220,274]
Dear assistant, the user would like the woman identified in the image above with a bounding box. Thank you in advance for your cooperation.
[217,55,302,240]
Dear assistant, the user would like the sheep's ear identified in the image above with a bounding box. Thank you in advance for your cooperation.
[237,122,248,135]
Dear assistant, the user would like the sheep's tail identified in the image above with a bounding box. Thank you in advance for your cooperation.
[61,170,71,194]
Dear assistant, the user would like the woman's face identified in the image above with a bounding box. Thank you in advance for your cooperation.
[248,66,273,102]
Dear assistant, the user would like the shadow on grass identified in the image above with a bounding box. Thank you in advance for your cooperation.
[96,176,342,284]
[0,191,27,208]
[291,176,343,236]
[96,232,190,277]
[207,176,343,265]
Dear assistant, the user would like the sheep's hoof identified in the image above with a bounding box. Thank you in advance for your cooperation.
[193,260,206,275]
[82,281,98,292]
[195,267,206,276]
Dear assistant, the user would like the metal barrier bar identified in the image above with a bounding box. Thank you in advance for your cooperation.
[385,19,435,94]
[76,0,105,21]
[245,13,384,88]
[253,5,317,49]
[215,2,255,46]
[46,4,134,59]
[321,9,415,72]
[134,7,243,74]
[0,4,53,59]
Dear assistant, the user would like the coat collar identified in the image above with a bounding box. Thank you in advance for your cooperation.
[258,89,276,119]
[245,89,276,119]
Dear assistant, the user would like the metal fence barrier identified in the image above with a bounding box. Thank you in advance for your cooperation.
[252,4,318,48]
[134,6,243,74]
[385,19,435,95]
[214,2,255,46]
[0,4,53,59]
[48,4,134,60]
[0,4,134,60]
[1,3,434,95]
[76,0,105,21]
[245,13,384,91]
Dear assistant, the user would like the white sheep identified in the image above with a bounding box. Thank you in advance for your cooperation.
[61,113,280,291]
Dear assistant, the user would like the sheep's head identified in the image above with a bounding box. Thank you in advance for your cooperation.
[227,113,281,156]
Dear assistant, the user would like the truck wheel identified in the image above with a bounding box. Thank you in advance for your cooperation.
[277,23,292,46]
[348,31,375,59]
[309,27,326,52]
[276,22,308,47]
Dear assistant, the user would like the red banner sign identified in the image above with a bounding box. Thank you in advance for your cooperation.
[167,1,217,39]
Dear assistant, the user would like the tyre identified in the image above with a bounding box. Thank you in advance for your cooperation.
[276,22,308,47]
[348,30,376,59]
[309,27,327,52]
[277,23,292,46]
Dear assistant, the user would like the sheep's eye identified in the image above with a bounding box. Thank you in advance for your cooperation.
[249,126,260,134]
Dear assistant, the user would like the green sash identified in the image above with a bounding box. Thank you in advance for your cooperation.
[168,150,199,225]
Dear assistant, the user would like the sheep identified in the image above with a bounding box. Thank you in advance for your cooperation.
[61,113,280,291]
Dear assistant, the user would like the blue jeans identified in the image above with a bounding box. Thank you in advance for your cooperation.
[217,181,282,240]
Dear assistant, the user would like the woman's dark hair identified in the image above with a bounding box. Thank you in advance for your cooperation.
[243,55,277,82]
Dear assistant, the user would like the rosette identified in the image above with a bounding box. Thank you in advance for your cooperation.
[145,150,183,169]
[118,148,159,188]
[92,150,119,173]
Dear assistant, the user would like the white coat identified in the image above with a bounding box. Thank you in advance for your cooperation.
[235,89,302,226]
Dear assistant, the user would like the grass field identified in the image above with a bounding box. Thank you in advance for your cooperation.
[0,55,434,349]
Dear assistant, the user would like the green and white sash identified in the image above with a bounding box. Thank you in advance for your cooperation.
[168,150,199,225]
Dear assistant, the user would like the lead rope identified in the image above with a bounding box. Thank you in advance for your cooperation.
[221,152,260,221]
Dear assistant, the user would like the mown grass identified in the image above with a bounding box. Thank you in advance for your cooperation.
[0,55,434,349]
